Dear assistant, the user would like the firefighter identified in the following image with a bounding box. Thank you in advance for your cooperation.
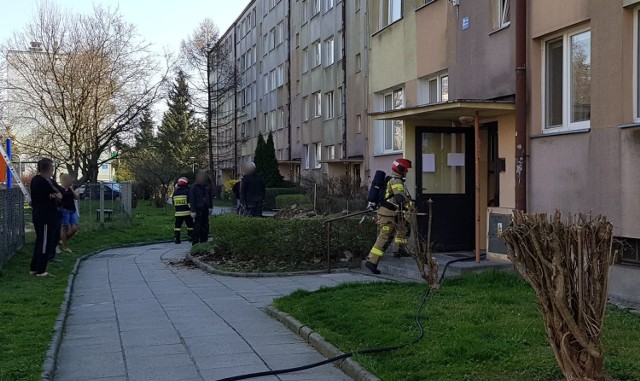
[365,158,413,274]
[172,177,193,244]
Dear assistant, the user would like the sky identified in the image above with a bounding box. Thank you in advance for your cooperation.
[0,0,251,56]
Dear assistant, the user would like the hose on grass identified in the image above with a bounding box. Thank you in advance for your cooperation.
[217,254,486,381]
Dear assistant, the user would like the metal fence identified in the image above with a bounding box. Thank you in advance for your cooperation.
[73,182,133,230]
[0,188,25,269]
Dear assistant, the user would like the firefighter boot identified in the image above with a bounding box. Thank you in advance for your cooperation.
[174,230,182,244]
[365,253,382,274]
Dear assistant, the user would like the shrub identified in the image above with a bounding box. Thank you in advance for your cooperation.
[264,187,305,210]
[194,214,376,270]
[275,194,311,209]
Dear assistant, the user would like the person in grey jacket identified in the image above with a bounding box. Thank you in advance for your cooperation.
[189,172,213,245]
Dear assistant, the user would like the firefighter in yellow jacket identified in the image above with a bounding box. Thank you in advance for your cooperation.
[172,177,194,244]
[365,159,412,274]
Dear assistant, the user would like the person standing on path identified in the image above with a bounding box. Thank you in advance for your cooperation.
[239,162,265,217]
[59,174,80,252]
[29,158,61,277]
[172,177,194,244]
[189,172,213,245]
[365,158,413,275]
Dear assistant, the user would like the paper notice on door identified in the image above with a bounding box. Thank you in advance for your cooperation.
[422,154,436,173]
[447,153,465,167]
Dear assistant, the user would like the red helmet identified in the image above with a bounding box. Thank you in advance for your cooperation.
[177,177,188,187]
[392,158,412,176]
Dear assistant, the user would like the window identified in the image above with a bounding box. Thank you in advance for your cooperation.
[263,34,268,55]
[325,91,335,119]
[303,96,309,121]
[381,89,404,152]
[422,73,449,104]
[337,87,343,116]
[618,237,640,265]
[380,0,402,29]
[357,114,362,133]
[355,53,362,72]
[302,48,309,72]
[264,113,269,132]
[543,29,591,132]
[313,92,322,118]
[279,108,285,129]
[313,0,321,16]
[296,33,300,48]
[264,74,270,93]
[314,143,322,168]
[356,0,361,11]
[325,0,334,11]
[277,23,284,46]
[313,41,322,67]
[493,0,511,30]
[328,145,336,160]
[276,65,284,87]
[270,70,277,90]
[303,145,310,169]
[270,28,276,50]
[325,37,335,66]
[302,0,308,23]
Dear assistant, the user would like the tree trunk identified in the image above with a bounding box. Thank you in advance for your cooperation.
[502,212,614,381]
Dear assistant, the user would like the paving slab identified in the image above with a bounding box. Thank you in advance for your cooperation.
[54,243,383,381]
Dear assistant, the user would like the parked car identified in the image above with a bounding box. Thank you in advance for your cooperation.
[80,183,121,200]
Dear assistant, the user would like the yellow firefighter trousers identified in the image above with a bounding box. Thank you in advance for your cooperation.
[367,215,408,265]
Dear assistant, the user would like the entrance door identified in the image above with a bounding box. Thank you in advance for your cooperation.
[415,128,475,252]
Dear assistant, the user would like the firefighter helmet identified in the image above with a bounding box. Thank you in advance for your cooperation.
[177,177,188,187]
[392,158,412,176]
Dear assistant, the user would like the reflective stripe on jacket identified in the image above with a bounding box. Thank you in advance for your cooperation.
[173,187,191,217]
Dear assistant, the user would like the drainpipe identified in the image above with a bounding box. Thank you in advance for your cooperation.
[287,0,293,178]
[474,111,481,264]
[515,0,527,211]
[341,0,347,162]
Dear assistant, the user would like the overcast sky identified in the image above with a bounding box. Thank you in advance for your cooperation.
[0,0,251,55]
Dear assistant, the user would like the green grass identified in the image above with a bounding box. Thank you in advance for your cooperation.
[275,271,640,381]
[0,204,175,381]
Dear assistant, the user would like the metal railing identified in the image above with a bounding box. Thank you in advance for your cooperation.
[0,188,25,269]
[73,182,133,230]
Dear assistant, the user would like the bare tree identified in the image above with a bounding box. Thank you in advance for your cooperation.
[0,2,169,182]
[180,19,243,178]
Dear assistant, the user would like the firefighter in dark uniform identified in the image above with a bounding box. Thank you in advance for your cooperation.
[365,158,413,274]
[172,177,193,244]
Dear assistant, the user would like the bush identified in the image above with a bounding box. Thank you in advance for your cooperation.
[264,187,305,210]
[193,214,376,270]
[275,194,311,209]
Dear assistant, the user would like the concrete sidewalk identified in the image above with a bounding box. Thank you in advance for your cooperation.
[54,243,380,381]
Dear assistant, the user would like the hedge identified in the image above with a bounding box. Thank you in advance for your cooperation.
[194,214,377,269]
[275,194,311,209]
[264,187,305,210]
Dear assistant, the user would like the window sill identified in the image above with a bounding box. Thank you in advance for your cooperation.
[489,23,511,36]
[371,17,404,37]
[374,151,403,157]
[619,121,640,129]
[530,128,590,139]
[416,0,438,13]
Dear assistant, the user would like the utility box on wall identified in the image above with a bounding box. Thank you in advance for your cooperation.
[486,207,514,261]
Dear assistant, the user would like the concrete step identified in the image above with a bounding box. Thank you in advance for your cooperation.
[362,253,514,282]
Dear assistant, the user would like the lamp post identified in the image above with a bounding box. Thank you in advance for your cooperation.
[190,156,196,174]
[206,43,215,185]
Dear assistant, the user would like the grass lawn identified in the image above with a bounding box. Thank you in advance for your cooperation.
[275,271,640,381]
[0,204,175,381]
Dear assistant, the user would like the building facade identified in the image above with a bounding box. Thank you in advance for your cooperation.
[527,0,640,304]
[368,0,518,253]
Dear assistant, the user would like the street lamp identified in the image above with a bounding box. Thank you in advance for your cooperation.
[206,43,214,184]
[190,156,196,174]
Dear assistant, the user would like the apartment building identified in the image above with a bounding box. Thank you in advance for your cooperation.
[211,0,369,185]
[289,0,368,183]
[211,0,291,183]
[528,0,640,305]
[368,0,518,253]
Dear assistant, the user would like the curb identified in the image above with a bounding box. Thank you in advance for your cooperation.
[266,305,381,381]
[41,240,172,381]
[187,252,352,278]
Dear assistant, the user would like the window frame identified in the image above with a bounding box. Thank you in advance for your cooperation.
[313,40,322,68]
[380,88,404,154]
[314,143,322,168]
[303,96,310,121]
[313,91,322,118]
[302,47,309,72]
[325,91,335,119]
[303,144,310,169]
[541,26,592,134]
[495,0,511,30]
[325,37,335,66]
[379,0,403,30]
[313,0,321,16]
[422,73,449,105]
